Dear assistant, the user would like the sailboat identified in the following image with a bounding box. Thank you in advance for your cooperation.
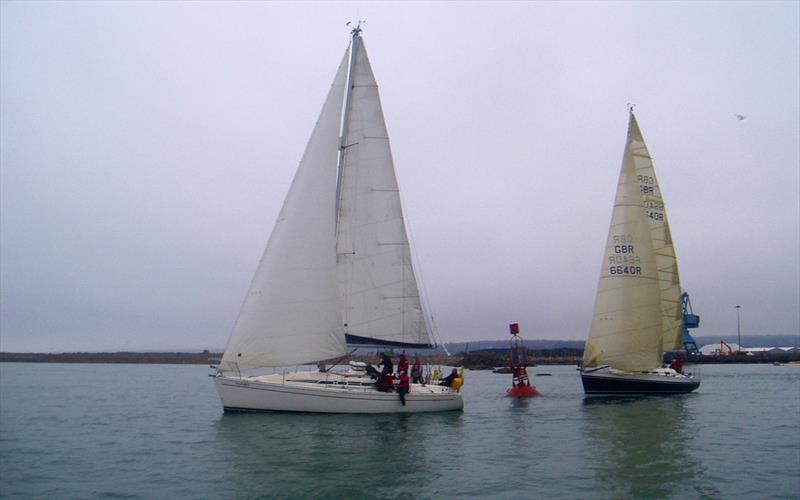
[213,25,463,413]
[580,110,700,395]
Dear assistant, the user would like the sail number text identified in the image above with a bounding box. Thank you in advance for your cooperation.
[639,175,657,195]
[644,197,664,221]
[610,265,642,275]
[609,235,642,275]
[639,175,655,195]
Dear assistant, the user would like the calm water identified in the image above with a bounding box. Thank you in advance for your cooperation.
[1,363,798,499]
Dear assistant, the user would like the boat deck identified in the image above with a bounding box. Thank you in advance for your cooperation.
[241,371,455,395]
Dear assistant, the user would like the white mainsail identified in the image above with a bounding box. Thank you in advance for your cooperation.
[219,52,349,372]
[220,32,433,373]
[336,37,431,348]
[626,115,684,352]
[583,112,664,372]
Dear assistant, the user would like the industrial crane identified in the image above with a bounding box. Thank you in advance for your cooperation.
[682,291,700,355]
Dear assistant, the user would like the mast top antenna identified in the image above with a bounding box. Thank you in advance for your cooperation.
[346,19,365,37]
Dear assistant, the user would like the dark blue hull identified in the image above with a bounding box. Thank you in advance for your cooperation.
[581,370,700,395]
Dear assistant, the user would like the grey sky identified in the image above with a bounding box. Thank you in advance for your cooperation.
[1,1,798,352]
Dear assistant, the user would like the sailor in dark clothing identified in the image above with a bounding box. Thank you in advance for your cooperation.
[439,368,459,387]
[378,352,393,376]
[376,373,394,392]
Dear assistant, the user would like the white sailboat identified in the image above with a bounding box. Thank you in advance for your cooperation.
[213,25,463,413]
[580,110,700,395]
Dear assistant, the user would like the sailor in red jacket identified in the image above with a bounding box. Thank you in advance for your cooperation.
[397,370,410,406]
[397,353,409,375]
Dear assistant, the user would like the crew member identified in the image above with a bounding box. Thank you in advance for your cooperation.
[397,370,410,405]
[439,368,459,387]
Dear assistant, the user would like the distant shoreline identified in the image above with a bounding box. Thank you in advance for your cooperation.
[0,352,221,364]
[2,350,798,366]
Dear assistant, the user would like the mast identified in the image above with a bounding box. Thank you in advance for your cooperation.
[335,21,363,224]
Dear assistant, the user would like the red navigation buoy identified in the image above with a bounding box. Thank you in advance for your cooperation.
[506,323,540,398]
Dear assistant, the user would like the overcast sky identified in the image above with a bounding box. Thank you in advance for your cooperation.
[1,1,798,352]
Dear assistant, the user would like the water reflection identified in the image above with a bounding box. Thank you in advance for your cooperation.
[508,396,533,412]
[212,411,463,498]
[581,396,716,499]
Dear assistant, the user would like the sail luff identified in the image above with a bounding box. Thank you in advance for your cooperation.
[335,35,433,349]
[335,30,360,229]
[219,50,350,372]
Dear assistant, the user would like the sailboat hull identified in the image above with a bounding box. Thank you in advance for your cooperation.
[214,373,464,414]
[580,367,699,395]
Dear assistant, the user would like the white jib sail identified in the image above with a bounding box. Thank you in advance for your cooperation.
[627,115,684,352]
[335,36,430,347]
[220,51,350,372]
[584,113,663,372]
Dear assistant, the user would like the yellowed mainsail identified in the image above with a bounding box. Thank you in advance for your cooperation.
[583,111,684,372]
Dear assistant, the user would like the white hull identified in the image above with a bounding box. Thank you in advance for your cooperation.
[214,372,463,414]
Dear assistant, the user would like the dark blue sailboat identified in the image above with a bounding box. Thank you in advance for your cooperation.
[579,111,700,395]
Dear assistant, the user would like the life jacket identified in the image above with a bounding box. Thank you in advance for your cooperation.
[398,373,410,391]
[397,356,409,373]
